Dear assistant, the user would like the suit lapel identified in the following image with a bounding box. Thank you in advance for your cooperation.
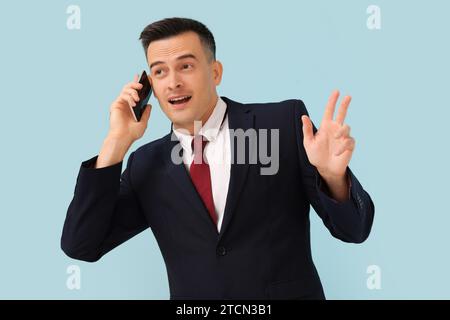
[165,136,219,236]
[219,97,255,240]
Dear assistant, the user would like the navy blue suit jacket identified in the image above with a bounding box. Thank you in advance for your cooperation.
[61,96,374,299]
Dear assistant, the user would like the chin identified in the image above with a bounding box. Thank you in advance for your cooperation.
[170,114,195,129]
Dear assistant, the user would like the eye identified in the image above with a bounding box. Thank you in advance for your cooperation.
[182,64,192,70]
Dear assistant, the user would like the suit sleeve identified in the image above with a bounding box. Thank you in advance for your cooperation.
[293,99,375,243]
[61,152,148,262]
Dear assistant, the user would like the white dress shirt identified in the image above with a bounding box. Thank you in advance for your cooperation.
[172,97,231,233]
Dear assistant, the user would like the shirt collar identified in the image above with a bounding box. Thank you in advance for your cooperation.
[173,97,227,154]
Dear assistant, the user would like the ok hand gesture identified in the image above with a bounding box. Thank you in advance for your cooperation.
[301,90,355,181]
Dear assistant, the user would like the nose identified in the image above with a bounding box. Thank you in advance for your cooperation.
[168,72,183,90]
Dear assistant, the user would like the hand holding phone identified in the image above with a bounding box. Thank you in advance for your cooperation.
[99,72,152,168]
[131,70,152,122]
[106,71,152,147]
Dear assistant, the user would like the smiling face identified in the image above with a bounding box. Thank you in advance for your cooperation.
[146,31,223,135]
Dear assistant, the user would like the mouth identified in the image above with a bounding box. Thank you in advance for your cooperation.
[168,95,192,108]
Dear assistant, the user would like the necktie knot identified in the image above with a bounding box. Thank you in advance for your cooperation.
[191,135,208,164]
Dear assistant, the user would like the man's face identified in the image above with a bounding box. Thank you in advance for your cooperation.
[147,31,223,134]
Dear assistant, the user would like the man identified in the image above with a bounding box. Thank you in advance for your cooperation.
[61,17,374,300]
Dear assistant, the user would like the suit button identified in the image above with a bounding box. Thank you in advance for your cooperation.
[356,193,364,209]
[217,246,227,256]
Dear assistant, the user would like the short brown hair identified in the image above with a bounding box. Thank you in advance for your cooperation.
[139,17,216,61]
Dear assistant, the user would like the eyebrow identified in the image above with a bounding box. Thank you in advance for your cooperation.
[149,53,198,70]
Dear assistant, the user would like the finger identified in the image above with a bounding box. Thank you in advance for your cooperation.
[334,137,356,156]
[134,73,139,82]
[141,104,152,123]
[322,90,340,122]
[336,95,351,125]
[335,124,351,139]
[123,88,139,101]
[121,93,136,107]
[123,88,140,102]
[301,115,314,142]
[127,82,143,90]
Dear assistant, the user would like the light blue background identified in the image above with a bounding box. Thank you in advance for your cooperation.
[1,0,448,299]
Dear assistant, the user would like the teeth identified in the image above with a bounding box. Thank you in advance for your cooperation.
[170,95,190,102]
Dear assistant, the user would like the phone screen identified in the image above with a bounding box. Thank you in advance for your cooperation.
[132,70,152,121]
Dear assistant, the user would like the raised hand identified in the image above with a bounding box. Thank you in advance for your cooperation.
[301,90,355,200]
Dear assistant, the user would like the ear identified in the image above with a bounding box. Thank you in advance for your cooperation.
[212,60,223,86]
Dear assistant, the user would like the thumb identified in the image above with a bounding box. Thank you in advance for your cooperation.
[301,115,314,142]
[141,104,152,123]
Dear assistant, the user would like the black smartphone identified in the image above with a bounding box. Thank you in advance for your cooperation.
[131,70,152,121]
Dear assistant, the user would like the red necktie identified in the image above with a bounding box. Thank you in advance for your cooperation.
[189,135,217,226]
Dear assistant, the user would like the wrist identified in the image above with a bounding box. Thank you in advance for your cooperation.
[95,136,133,169]
[105,133,134,146]
[317,168,350,202]
[103,136,133,158]
[317,167,346,184]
